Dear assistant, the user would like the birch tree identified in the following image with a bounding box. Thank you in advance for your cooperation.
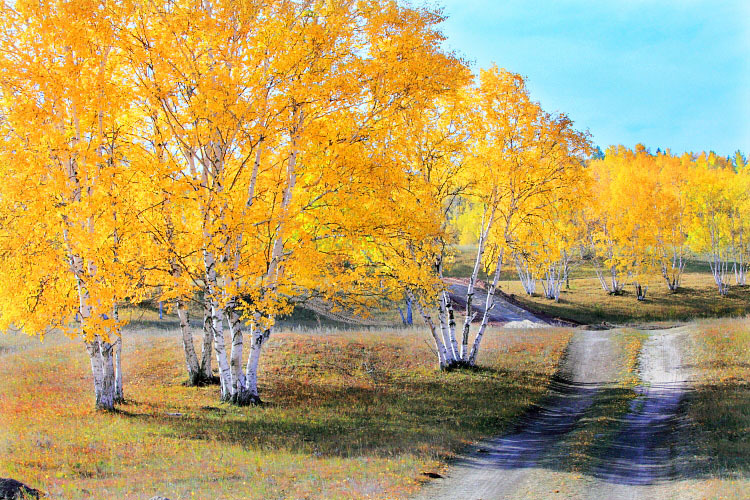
[589,145,661,299]
[126,0,465,402]
[652,152,692,291]
[526,203,589,302]
[404,66,590,368]
[459,67,590,364]
[0,0,137,410]
[687,153,738,296]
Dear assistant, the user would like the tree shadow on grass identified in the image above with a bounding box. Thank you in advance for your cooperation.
[118,365,554,460]
[515,284,750,325]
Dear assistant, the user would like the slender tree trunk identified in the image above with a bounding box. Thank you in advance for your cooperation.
[461,206,495,361]
[469,251,503,365]
[437,293,457,364]
[177,299,202,385]
[210,302,231,400]
[112,302,123,404]
[514,253,536,295]
[444,292,460,360]
[204,250,231,400]
[113,334,123,403]
[398,306,407,325]
[201,299,214,378]
[243,324,267,404]
[710,252,730,296]
[228,301,254,404]
[100,340,116,409]
[86,337,116,410]
[635,283,647,301]
[409,290,447,369]
[86,338,104,404]
[542,263,564,301]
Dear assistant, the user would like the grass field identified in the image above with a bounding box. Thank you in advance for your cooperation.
[2,249,747,499]
[0,315,572,500]
[445,246,750,325]
[676,317,750,499]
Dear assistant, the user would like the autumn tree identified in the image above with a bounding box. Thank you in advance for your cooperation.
[405,66,590,368]
[125,0,465,402]
[530,201,590,302]
[653,151,692,291]
[377,85,476,369]
[589,146,662,299]
[687,152,742,295]
[0,0,138,409]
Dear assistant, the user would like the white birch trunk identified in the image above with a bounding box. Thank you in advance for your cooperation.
[443,292,460,360]
[734,252,747,286]
[204,249,232,400]
[662,248,685,292]
[596,265,625,294]
[200,300,214,380]
[228,301,254,404]
[437,293,457,364]
[461,206,495,361]
[86,337,117,410]
[542,266,562,301]
[710,258,730,296]
[177,299,202,385]
[542,251,569,302]
[234,109,302,400]
[244,324,267,403]
[514,254,536,296]
[100,340,116,409]
[86,338,104,404]
[409,290,447,369]
[469,252,503,366]
[113,334,123,403]
[210,302,231,400]
[70,245,118,410]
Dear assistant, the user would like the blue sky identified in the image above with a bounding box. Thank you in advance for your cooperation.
[433,0,750,157]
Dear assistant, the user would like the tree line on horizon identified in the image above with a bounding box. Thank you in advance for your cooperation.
[453,146,749,302]
[0,0,745,411]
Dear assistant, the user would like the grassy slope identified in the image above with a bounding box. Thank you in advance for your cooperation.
[0,315,572,500]
[445,246,750,325]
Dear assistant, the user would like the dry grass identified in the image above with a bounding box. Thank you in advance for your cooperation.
[676,317,750,499]
[0,315,572,500]
[503,274,750,325]
[445,246,750,325]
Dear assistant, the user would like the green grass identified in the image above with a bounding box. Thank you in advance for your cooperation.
[507,273,750,325]
[0,315,572,499]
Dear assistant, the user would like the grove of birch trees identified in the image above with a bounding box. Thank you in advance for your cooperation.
[0,0,746,409]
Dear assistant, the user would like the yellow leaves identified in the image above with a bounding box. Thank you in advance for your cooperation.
[589,147,664,279]
[588,146,750,291]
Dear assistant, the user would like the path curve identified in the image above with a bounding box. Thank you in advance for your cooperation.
[447,282,549,327]
[414,330,620,500]
[414,327,692,500]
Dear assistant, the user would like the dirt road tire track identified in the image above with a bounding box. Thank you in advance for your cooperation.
[414,327,692,500]
[414,330,621,500]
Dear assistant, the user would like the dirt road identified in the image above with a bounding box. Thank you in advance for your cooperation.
[447,283,550,327]
[584,327,690,499]
[414,327,692,500]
